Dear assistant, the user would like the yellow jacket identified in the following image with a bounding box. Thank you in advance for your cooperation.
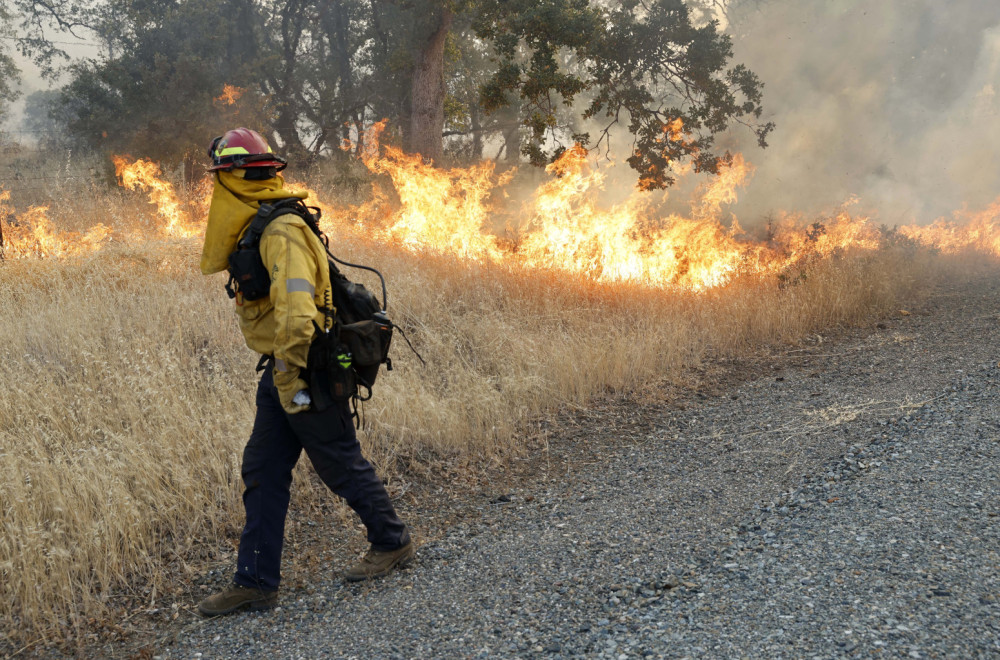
[201,170,333,414]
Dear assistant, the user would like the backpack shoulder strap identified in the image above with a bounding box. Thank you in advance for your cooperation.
[237,202,279,250]
[237,198,320,250]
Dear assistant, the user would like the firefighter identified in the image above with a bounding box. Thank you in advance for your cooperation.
[196,128,412,617]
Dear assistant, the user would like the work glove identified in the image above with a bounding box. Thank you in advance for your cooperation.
[273,366,311,414]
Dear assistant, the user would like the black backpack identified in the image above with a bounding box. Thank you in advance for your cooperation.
[225,198,408,409]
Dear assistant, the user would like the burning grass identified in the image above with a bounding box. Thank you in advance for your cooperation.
[0,149,994,652]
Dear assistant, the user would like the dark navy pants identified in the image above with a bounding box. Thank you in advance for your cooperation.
[234,368,409,592]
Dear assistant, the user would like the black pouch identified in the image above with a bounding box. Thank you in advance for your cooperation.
[227,248,271,301]
[306,329,356,412]
[340,318,393,392]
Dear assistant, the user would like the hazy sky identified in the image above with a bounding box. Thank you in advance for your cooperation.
[5,36,98,132]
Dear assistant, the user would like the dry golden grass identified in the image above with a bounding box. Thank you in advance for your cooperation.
[0,177,948,651]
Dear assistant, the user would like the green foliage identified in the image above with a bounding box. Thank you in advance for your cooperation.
[19,1,270,163]
[15,0,770,186]
[476,0,772,188]
[260,0,399,159]
[441,21,510,158]
[0,3,21,124]
[21,89,70,148]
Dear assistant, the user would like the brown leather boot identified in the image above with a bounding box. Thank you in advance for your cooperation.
[344,542,415,582]
[197,582,278,617]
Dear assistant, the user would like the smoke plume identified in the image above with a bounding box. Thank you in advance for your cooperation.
[720,0,1000,225]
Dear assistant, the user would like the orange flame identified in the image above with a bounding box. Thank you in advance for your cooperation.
[6,157,204,259]
[113,156,199,238]
[337,123,1000,290]
[215,84,244,106]
[332,119,510,259]
[515,147,760,287]
[345,126,869,289]
[7,134,1000,290]
[900,199,1000,256]
[0,195,111,259]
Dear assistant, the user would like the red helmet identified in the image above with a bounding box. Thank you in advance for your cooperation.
[207,127,287,172]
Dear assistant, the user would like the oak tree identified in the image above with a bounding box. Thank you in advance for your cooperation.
[474,0,772,188]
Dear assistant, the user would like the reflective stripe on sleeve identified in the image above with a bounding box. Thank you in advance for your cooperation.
[285,278,315,295]
[275,358,289,372]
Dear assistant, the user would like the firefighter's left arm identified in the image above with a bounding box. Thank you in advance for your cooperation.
[260,222,320,414]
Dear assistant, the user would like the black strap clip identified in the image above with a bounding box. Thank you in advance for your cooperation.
[225,273,238,299]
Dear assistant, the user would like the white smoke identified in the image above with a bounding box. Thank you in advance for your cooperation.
[719,0,1000,225]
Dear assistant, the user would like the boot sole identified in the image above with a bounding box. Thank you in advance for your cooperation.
[198,596,277,618]
[344,545,416,582]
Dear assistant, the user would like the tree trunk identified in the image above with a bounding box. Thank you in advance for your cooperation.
[264,0,309,160]
[271,99,307,161]
[322,1,359,141]
[470,101,483,160]
[407,9,453,161]
[501,100,521,163]
[352,112,365,159]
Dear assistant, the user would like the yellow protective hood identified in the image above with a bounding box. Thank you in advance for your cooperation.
[200,170,308,275]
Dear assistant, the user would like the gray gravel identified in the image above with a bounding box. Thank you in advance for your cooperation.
[153,277,1000,659]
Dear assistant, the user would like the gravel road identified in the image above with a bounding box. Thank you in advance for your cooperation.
[154,275,1000,659]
